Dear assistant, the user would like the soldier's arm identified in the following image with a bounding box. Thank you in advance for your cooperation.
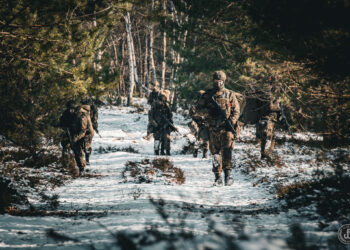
[230,93,240,124]
[73,118,88,143]
[87,114,95,137]
[148,109,158,127]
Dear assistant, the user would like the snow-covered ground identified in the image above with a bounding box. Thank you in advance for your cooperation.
[0,98,347,249]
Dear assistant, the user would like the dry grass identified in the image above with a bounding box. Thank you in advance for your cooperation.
[276,182,311,199]
[96,145,139,154]
[122,158,185,185]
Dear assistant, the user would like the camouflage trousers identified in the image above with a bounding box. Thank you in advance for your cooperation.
[188,121,209,157]
[61,132,93,175]
[84,133,93,163]
[60,133,79,177]
[154,129,171,155]
[256,113,277,158]
[196,126,209,157]
[208,127,235,173]
[72,139,86,171]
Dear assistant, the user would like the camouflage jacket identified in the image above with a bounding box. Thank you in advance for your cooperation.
[196,88,240,130]
[72,105,95,142]
[148,100,173,132]
[147,89,161,105]
[59,109,75,131]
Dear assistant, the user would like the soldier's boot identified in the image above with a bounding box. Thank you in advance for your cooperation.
[160,144,165,155]
[143,133,153,141]
[154,140,160,155]
[261,138,267,159]
[202,148,208,159]
[213,172,223,186]
[193,148,198,158]
[166,149,171,156]
[224,169,234,186]
[78,167,84,176]
[212,154,223,186]
[85,148,92,165]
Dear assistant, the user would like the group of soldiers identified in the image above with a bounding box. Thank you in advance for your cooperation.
[58,71,282,185]
[146,71,282,186]
[59,98,98,177]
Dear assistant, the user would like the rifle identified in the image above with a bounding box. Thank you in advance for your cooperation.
[211,96,237,138]
[65,128,74,147]
[160,115,179,134]
[93,124,102,138]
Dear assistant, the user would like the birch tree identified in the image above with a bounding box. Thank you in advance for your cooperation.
[149,0,158,86]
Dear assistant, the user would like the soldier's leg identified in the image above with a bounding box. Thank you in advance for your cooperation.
[201,127,210,159]
[72,141,86,175]
[160,132,166,155]
[154,131,161,155]
[165,133,171,155]
[265,120,276,155]
[221,131,234,186]
[84,134,93,165]
[209,129,223,185]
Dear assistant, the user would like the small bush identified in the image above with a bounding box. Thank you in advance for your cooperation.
[122,158,185,185]
[0,177,28,214]
[96,145,139,154]
[129,104,145,114]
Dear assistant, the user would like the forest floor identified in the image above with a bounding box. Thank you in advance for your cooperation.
[0,98,349,250]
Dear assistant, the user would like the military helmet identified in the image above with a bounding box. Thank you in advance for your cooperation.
[213,71,226,81]
[160,90,170,102]
[82,97,92,105]
[66,99,76,109]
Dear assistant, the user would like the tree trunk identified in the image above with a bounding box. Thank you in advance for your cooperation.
[161,0,167,90]
[124,14,135,106]
[144,31,149,91]
[149,0,158,85]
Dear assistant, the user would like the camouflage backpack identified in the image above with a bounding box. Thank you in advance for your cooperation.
[234,92,246,116]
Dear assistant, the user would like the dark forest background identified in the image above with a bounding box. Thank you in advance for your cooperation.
[1,0,349,154]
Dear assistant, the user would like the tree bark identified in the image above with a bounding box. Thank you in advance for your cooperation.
[161,0,167,90]
[149,0,158,85]
[124,14,135,106]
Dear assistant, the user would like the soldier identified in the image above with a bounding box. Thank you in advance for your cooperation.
[59,100,79,176]
[59,100,77,156]
[71,104,95,175]
[148,90,175,155]
[144,82,162,140]
[81,97,98,164]
[255,83,281,159]
[196,71,240,186]
[189,90,210,158]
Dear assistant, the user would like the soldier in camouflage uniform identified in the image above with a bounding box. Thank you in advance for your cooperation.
[59,100,77,155]
[255,84,281,159]
[71,104,95,175]
[196,71,240,186]
[82,97,98,164]
[60,101,94,176]
[144,82,161,140]
[188,90,209,158]
[148,90,174,155]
